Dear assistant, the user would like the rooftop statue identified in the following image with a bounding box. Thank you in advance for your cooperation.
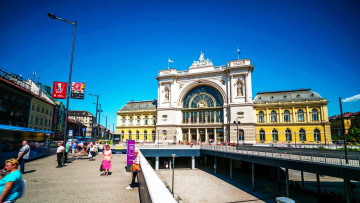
[190,52,214,68]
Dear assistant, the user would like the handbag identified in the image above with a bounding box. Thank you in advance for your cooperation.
[100,163,103,171]
[130,164,140,172]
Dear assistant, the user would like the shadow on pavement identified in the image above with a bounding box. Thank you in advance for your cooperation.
[23,170,36,174]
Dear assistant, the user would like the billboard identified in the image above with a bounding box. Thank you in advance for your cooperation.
[71,82,85,99]
[52,82,67,99]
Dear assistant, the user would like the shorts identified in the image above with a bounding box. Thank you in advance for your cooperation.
[72,149,75,154]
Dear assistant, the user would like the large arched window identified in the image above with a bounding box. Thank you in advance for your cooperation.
[298,109,304,122]
[312,109,319,121]
[129,116,133,125]
[259,130,265,141]
[136,131,140,140]
[271,110,277,122]
[299,129,306,141]
[152,130,156,141]
[144,130,147,140]
[285,129,292,141]
[239,129,244,140]
[122,117,126,125]
[314,129,321,141]
[259,111,264,123]
[129,130,132,140]
[284,110,290,122]
[153,116,156,125]
[137,116,141,124]
[145,116,148,125]
[272,129,278,141]
[121,130,124,139]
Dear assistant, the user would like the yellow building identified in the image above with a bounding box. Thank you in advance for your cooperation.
[28,96,55,131]
[116,100,157,142]
[253,89,332,145]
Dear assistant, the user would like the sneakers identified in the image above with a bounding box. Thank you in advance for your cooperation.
[56,166,61,168]
[126,186,134,190]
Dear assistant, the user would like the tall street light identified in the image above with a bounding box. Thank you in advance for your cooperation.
[102,115,108,139]
[98,104,103,138]
[89,93,99,140]
[48,13,77,149]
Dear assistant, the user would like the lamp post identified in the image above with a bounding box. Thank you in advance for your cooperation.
[233,119,240,150]
[98,104,103,138]
[102,115,108,139]
[48,13,77,151]
[339,97,349,164]
[89,94,99,140]
[172,154,176,197]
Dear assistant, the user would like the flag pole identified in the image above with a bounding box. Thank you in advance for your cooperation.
[168,58,169,69]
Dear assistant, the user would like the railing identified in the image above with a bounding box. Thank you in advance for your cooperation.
[138,143,200,149]
[201,145,360,168]
[0,69,31,92]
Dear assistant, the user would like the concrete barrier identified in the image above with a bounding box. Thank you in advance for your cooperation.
[138,152,176,203]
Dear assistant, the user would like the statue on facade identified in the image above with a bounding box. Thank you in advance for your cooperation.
[237,79,243,96]
[165,87,170,102]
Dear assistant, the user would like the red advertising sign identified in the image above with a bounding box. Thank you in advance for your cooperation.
[52,82,67,99]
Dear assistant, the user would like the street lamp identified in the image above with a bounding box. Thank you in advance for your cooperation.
[102,115,108,139]
[233,119,240,150]
[89,94,99,140]
[48,13,77,153]
[172,154,176,197]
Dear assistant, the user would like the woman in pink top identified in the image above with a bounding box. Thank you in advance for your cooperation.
[101,145,112,176]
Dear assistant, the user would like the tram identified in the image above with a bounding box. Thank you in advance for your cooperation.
[0,124,52,167]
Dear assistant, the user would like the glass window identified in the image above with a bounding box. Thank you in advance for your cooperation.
[129,116,133,124]
[136,131,139,140]
[137,116,140,124]
[271,110,277,122]
[145,116,148,125]
[260,130,265,141]
[298,109,304,121]
[299,129,306,141]
[121,131,124,139]
[153,116,156,125]
[314,129,321,141]
[144,130,147,140]
[259,111,264,122]
[129,130,132,140]
[122,117,126,125]
[312,109,319,121]
[162,130,167,139]
[152,130,156,141]
[272,129,278,141]
[239,129,244,140]
[285,129,292,141]
[284,110,290,122]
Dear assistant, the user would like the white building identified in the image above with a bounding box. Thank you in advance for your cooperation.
[156,52,256,144]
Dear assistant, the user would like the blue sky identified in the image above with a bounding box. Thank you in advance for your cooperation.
[1,0,359,130]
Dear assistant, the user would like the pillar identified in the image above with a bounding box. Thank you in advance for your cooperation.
[285,168,290,197]
[196,128,199,142]
[306,106,310,122]
[205,128,209,144]
[204,156,207,165]
[191,156,195,169]
[188,128,191,143]
[214,128,217,143]
[316,174,321,202]
[344,179,352,203]
[230,159,233,181]
[301,170,304,187]
[252,162,255,192]
[155,156,159,170]
[278,167,282,191]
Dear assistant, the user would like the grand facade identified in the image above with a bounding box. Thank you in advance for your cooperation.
[156,53,256,143]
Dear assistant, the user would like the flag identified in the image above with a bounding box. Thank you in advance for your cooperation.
[168,58,174,63]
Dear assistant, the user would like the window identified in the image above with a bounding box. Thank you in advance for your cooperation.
[152,130,156,141]
[122,117,126,125]
[312,109,319,121]
[271,110,277,122]
[121,131,124,139]
[42,108,44,113]
[46,110,48,115]
[285,129,292,141]
[162,130,167,139]
[145,116,148,125]
[153,116,156,125]
[129,116,133,125]
[239,129,244,140]
[32,105,34,110]
[272,129,278,141]
[299,129,306,141]
[129,130,132,140]
[136,131,139,140]
[259,111,264,122]
[37,107,39,112]
[314,129,321,141]
[284,110,290,122]
[259,130,265,141]
[144,130,147,140]
[297,109,304,121]
[137,116,140,124]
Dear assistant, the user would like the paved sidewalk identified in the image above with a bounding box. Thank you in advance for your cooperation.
[17,153,139,203]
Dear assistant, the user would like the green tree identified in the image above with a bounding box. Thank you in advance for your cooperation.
[349,127,360,142]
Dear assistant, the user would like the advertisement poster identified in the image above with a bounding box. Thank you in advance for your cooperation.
[71,82,85,99]
[127,140,135,166]
[52,82,67,99]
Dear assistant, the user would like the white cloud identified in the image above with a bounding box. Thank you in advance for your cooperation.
[342,94,360,102]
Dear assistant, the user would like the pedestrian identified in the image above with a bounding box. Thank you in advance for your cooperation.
[56,142,65,168]
[0,158,23,202]
[71,141,77,158]
[64,141,70,164]
[126,148,140,189]
[101,145,112,176]
[166,161,168,169]
[169,160,172,170]
[16,140,30,174]
[78,142,83,157]
[88,143,95,161]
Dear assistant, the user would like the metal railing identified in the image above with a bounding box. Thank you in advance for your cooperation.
[201,145,360,168]
[0,69,31,92]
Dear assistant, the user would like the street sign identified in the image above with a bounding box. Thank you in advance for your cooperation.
[69,130,73,136]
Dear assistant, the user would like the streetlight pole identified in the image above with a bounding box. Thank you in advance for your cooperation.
[48,13,77,152]
[339,97,349,164]
[98,104,102,138]
[89,94,99,140]
[103,115,108,139]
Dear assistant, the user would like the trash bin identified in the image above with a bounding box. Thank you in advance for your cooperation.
[276,197,295,203]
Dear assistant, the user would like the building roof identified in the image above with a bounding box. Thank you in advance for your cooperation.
[68,111,94,117]
[253,88,323,103]
[120,100,157,111]
[329,111,360,120]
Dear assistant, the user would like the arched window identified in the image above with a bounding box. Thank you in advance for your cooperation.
[299,129,306,141]
[152,130,156,141]
[285,129,292,141]
[259,111,264,123]
[298,109,304,122]
[129,116,133,125]
[122,117,126,125]
[144,130,147,140]
[121,130,124,139]
[136,131,139,140]
[153,116,156,125]
[162,130,167,139]
[137,116,141,124]
[312,109,319,121]
[272,129,278,141]
[239,129,244,140]
[129,130,132,140]
[284,110,290,122]
[145,116,148,125]
[314,129,321,141]
[259,130,265,141]
[271,110,277,122]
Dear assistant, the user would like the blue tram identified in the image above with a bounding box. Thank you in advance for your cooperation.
[0,124,52,167]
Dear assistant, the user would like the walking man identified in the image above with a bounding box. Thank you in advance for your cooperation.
[56,142,65,168]
[64,141,70,164]
[17,141,30,174]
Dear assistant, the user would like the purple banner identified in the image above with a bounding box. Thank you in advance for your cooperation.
[127,140,135,166]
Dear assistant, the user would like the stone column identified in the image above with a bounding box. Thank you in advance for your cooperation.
[279,107,282,123]
[155,157,159,170]
[188,128,191,142]
[266,108,269,123]
[245,72,252,102]
[214,128,217,143]
[292,107,296,122]
[196,128,199,142]
[191,156,195,169]
[205,128,209,144]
